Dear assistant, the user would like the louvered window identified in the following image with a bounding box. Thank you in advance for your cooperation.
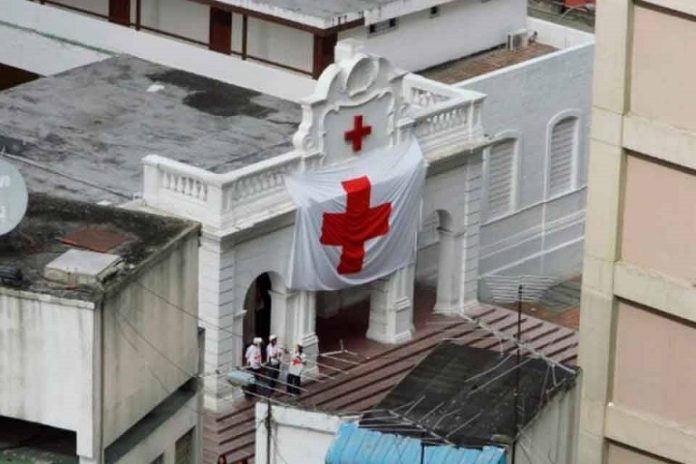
[485,139,516,220]
[548,117,578,197]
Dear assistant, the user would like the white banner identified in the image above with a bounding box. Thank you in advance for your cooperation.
[286,139,426,291]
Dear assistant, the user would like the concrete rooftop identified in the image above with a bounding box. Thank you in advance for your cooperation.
[0,193,197,300]
[0,55,300,203]
[214,0,409,22]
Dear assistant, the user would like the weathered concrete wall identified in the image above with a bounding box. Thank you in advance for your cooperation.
[0,290,97,458]
[114,393,200,464]
[456,40,593,292]
[102,231,199,447]
[515,383,580,464]
[255,403,342,464]
[339,0,527,72]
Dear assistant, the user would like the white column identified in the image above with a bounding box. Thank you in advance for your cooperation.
[367,263,415,344]
[199,233,243,411]
[433,226,459,314]
[285,290,319,372]
[459,152,483,314]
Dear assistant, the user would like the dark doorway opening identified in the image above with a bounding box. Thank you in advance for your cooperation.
[109,0,130,26]
[242,273,272,362]
[209,7,232,54]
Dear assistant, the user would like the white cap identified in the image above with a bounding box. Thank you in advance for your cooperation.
[269,334,278,341]
[253,337,263,344]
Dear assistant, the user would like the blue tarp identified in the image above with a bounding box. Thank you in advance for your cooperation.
[325,423,506,464]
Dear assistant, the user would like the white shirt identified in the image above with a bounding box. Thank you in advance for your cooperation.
[245,344,262,370]
[267,343,281,365]
[288,351,306,376]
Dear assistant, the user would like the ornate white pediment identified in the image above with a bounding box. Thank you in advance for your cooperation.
[292,40,410,166]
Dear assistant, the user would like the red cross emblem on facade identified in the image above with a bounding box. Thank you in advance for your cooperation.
[344,115,372,152]
[320,176,391,274]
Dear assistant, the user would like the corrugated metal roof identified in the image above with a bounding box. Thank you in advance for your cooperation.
[325,423,506,464]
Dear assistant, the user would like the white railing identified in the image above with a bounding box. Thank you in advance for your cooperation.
[143,75,487,229]
[405,74,486,153]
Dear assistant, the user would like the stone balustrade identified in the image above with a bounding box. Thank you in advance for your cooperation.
[142,75,486,230]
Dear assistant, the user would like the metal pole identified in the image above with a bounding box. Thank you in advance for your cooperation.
[266,398,272,464]
[511,284,522,463]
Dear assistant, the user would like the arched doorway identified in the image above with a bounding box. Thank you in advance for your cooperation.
[242,273,273,362]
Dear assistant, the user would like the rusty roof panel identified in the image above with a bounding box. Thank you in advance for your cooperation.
[61,226,128,253]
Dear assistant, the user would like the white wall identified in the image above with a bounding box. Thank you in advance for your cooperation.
[0,289,97,458]
[233,16,314,73]
[255,403,342,464]
[339,0,527,71]
[49,0,109,17]
[2,0,315,101]
[0,22,110,76]
[455,40,594,293]
[139,0,209,44]
[102,231,199,447]
[527,16,594,49]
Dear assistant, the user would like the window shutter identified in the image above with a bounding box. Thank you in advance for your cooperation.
[486,139,516,220]
[548,118,577,197]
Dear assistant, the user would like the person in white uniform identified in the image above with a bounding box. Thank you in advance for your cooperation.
[266,334,282,392]
[286,343,306,396]
[244,337,263,398]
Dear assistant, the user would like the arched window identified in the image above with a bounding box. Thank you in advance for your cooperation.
[483,138,517,221]
[547,116,579,198]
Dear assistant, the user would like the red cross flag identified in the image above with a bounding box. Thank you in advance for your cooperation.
[286,139,426,291]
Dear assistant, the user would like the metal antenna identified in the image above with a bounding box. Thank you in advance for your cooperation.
[480,273,562,463]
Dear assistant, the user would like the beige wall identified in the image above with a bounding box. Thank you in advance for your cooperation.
[612,300,696,429]
[621,154,696,281]
[608,442,676,464]
[102,231,199,446]
[630,5,696,133]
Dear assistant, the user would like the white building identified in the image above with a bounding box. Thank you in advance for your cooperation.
[0,0,594,416]
[2,0,526,99]
[0,194,202,464]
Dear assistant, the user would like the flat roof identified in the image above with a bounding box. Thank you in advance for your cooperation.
[364,343,577,446]
[420,42,557,83]
[210,0,452,27]
[0,193,197,300]
[0,55,300,203]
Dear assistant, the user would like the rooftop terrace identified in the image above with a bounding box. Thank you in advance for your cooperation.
[420,42,557,84]
[0,193,196,300]
[0,55,300,203]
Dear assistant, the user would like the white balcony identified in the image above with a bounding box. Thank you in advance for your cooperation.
[142,74,487,231]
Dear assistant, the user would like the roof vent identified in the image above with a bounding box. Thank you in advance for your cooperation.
[44,249,123,286]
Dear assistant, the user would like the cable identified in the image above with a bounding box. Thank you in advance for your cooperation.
[135,281,348,380]
[0,148,131,199]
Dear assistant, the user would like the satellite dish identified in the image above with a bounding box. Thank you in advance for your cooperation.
[0,159,28,235]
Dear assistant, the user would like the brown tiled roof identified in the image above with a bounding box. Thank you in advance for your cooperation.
[204,305,578,464]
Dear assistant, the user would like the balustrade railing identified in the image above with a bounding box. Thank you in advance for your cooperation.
[143,75,486,229]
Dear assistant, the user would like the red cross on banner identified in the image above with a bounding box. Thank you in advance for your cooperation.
[286,139,426,291]
[344,115,372,152]
[320,176,391,274]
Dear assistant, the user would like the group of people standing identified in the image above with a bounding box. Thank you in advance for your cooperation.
[243,335,306,398]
